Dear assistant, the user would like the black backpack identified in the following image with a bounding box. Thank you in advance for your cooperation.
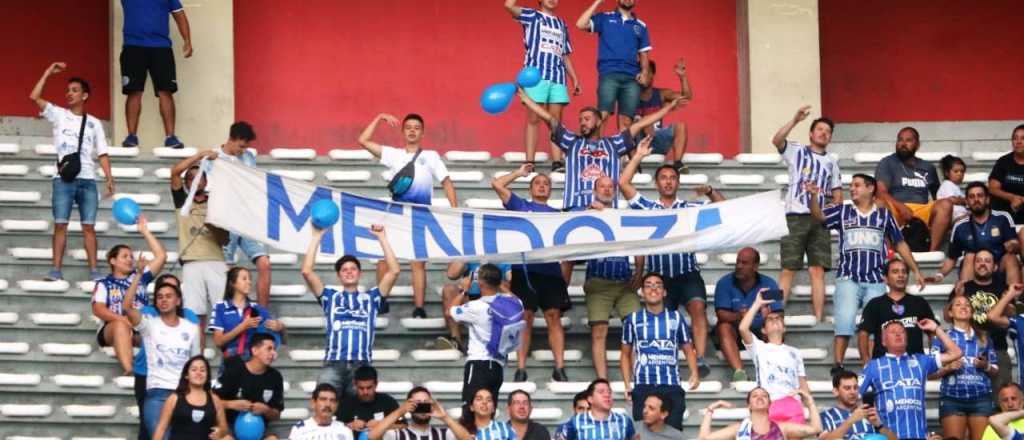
[901,217,931,252]
[56,113,88,182]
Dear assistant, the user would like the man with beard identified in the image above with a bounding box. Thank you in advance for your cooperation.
[949,249,1012,392]
[874,126,953,251]
[289,384,354,440]
[932,182,1021,284]
[819,370,896,440]
[368,386,471,440]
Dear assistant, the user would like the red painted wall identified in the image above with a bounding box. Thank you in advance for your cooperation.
[234,0,739,155]
[819,0,1024,122]
[0,1,110,119]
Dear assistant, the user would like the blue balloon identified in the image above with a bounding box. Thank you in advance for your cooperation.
[516,66,542,88]
[480,82,517,115]
[112,198,140,225]
[311,199,340,229]
[234,411,265,440]
[862,434,888,440]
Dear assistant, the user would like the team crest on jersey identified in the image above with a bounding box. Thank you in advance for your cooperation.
[191,409,205,423]
[181,332,190,341]
[580,164,606,182]
[891,304,905,315]
[885,399,895,412]
[908,358,919,369]
[263,389,274,402]
[992,227,1001,237]
[579,148,608,159]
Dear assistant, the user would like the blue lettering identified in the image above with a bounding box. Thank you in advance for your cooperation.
[553,216,614,246]
[411,206,460,259]
[340,194,403,258]
[695,208,722,231]
[482,215,544,253]
[621,214,676,239]
[462,213,476,255]
[266,175,335,252]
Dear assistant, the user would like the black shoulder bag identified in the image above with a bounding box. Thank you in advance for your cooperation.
[57,113,87,182]
[387,148,422,200]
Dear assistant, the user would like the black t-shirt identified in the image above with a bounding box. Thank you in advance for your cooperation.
[214,360,285,425]
[957,276,1010,350]
[857,293,936,358]
[337,392,400,425]
[989,153,1024,223]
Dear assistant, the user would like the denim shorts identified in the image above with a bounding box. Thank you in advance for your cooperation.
[51,178,98,224]
[224,232,268,263]
[597,73,641,118]
[664,271,708,311]
[939,396,994,417]
[833,279,887,336]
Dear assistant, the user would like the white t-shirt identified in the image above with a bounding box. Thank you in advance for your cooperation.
[450,294,521,364]
[288,417,354,440]
[135,314,200,390]
[937,180,968,219]
[383,425,459,440]
[379,146,449,205]
[42,103,109,180]
[744,337,806,401]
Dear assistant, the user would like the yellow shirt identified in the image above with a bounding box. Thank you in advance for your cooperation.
[982,418,1024,440]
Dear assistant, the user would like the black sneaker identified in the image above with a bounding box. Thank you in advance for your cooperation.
[412,307,427,319]
[552,368,569,382]
[673,160,689,174]
[830,364,846,378]
[551,161,565,173]
[514,369,528,382]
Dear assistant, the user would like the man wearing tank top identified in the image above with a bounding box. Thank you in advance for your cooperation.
[633,58,693,172]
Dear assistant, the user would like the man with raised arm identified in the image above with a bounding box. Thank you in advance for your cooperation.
[634,59,693,172]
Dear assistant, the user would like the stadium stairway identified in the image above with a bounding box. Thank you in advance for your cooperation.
[0,121,1017,439]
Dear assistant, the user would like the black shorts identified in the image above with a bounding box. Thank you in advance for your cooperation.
[462,360,503,406]
[510,268,570,312]
[120,45,178,95]
[663,271,707,311]
[96,321,137,347]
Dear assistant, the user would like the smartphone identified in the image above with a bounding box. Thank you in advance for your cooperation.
[763,289,784,302]
[414,403,432,414]
[862,390,876,407]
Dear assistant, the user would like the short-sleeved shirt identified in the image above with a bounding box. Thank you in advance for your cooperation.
[450,294,523,364]
[1005,315,1024,385]
[745,338,806,401]
[627,194,702,277]
[557,411,636,440]
[989,153,1024,222]
[949,211,1017,262]
[504,193,563,277]
[554,124,634,210]
[712,273,782,330]
[823,204,904,283]
[781,141,842,214]
[585,256,632,282]
[959,277,1009,350]
[121,0,184,47]
[475,420,517,440]
[92,268,155,317]
[819,407,877,440]
[208,300,279,357]
[172,187,228,262]
[337,392,399,423]
[588,11,652,76]
[933,327,997,400]
[380,146,449,205]
[874,154,940,204]
[319,287,382,362]
[42,103,109,180]
[937,180,968,219]
[516,8,573,85]
[136,314,201,390]
[860,352,941,440]
[857,293,936,359]
[621,308,693,386]
[982,419,1024,440]
[214,360,285,426]
[384,426,458,440]
[636,423,680,440]
[134,306,199,375]
[289,417,355,440]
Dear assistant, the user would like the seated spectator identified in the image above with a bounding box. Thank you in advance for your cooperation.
[932,182,1021,284]
[698,388,822,440]
[952,249,1013,391]
[987,124,1024,224]
[289,384,355,440]
[338,366,399,434]
[820,370,896,440]
[151,355,230,440]
[214,333,284,440]
[857,259,936,363]
[209,267,284,364]
[986,285,1024,391]
[459,388,516,440]
[634,59,694,171]
[637,394,682,440]
[739,291,810,424]
[557,379,635,440]
[508,390,550,440]
[438,261,511,351]
[937,155,968,222]
[369,385,470,440]
[554,391,590,440]
[989,407,1024,440]
[982,384,1024,440]
[712,247,781,382]
[92,216,167,375]
[933,295,998,440]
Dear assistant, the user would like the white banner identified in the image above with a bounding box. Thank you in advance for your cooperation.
[205,160,789,263]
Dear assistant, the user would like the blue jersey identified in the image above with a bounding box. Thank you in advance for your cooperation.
[558,411,636,440]
[121,0,183,48]
[627,195,702,277]
[92,268,155,316]
[588,11,651,76]
[949,211,1017,262]
[134,306,199,375]
[1006,315,1024,384]
[476,420,516,440]
[320,287,382,362]
[621,308,692,386]
[504,193,564,277]
[782,142,842,214]
[586,256,632,281]
[554,124,634,210]
[819,407,876,440]
[933,327,996,400]
[462,263,512,298]
[208,300,280,358]
[823,204,904,283]
[860,352,940,440]
[516,8,573,85]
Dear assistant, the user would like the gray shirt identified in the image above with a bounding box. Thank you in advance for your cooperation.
[522,421,551,440]
[874,153,939,204]
[637,423,682,440]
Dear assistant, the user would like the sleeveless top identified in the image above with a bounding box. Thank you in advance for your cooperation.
[737,418,784,440]
[170,390,216,440]
[634,88,665,129]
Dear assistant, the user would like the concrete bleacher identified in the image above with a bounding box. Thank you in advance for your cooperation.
[0,120,1018,439]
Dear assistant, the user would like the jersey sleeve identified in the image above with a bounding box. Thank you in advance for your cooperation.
[91,281,109,305]
[1000,217,1017,242]
[830,159,843,190]
[563,20,574,55]
[822,205,843,230]
[611,129,636,156]
[551,124,577,151]
[627,194,655,210]
[624,417,636,439]
[884,210,906,243]
[40,102,62,123]
[819,409,838,432]
[589,13,605,33]
[677,314,693,345]
[621,314,635,346]
[638,24,651,52]
[208,303,226,332]
[781,141,801,162]
[859,362,877,394]
[450,300,486,324]
[169,0,184,12]
[921,352,941,374]
[517,7,537,24]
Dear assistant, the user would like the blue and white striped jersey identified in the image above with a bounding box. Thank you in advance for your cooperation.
[621,308,692,386]
[627,194,702,277]
[554,124,634,210]
[516,8,573,85]
[92,268,155,316]
[860,352,940,440]
[476,420,516,440]
[820,407,877,440]
[557,411,636,440]
[782,141,841,214]
[823,204,904,283]
[933,327,997,400]
[586,256,632,282]
[1006,315,1024,384]
[319,287,382,362]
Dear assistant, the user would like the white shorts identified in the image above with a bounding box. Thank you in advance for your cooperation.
[181,260,227,316]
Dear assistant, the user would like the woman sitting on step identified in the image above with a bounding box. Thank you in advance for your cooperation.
[208,266,284,368]
[698,388,822,440]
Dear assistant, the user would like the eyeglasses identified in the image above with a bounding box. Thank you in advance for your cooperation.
[643,283,664,289]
